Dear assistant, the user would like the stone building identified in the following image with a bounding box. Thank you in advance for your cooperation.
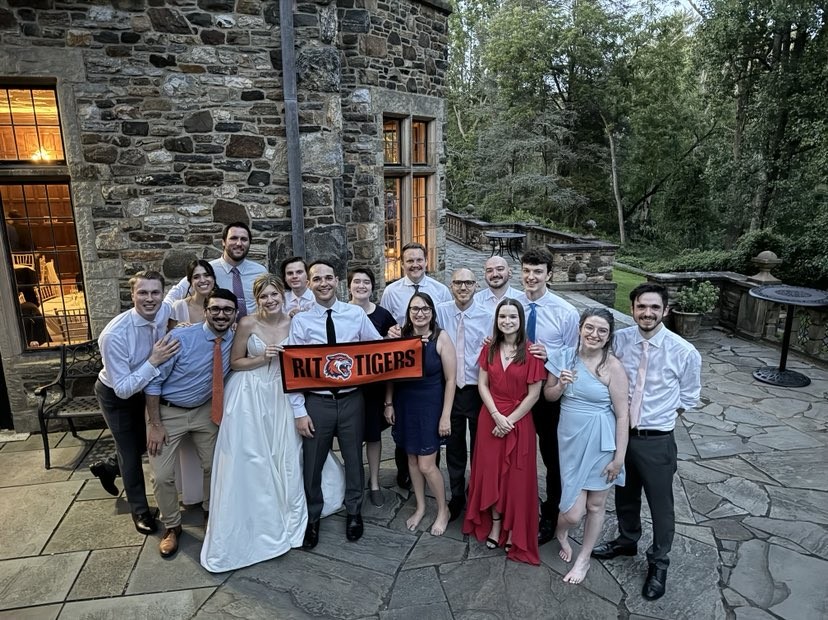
[0,0,450,432]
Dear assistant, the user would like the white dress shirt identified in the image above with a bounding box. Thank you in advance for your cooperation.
[613,325,702,431]
[436,300,493,387]
[515,290,579,351]
[98,308,164,399]
[474,285,522,312]
[287,300,382,418]
[380,275,452,325]
[284,288,315,313]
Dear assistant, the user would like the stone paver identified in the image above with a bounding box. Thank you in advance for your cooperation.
[0,242,826,618]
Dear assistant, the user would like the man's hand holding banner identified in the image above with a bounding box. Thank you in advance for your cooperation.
[280,337,425,393]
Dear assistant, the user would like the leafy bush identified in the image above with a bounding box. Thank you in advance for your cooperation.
[672,280,719,314]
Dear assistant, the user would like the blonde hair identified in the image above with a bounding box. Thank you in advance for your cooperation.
[253,273,285,316]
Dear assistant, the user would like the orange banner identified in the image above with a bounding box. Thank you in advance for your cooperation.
[279,337,424,393]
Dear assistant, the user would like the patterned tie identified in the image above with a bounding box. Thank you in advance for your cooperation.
[325,309,337,345]
[210,336,225,425]
[230,267,247,319]
[629,340,650,429]
[527,302,537,343]
[456,312,466,389]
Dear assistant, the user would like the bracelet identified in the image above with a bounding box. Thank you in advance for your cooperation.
[148,422,163,428]
[384,402,393,408]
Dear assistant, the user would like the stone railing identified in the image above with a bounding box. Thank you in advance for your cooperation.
[446,211,618,306]
[638,269,828,363]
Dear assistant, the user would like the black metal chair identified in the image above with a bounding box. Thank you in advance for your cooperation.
[35,339,103,469]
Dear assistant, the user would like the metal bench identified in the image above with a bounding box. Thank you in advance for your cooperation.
[35,339,102,469]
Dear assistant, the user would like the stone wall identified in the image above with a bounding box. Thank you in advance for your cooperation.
[0,0,450,432]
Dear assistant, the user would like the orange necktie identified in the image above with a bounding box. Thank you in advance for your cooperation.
[211,336,224,425]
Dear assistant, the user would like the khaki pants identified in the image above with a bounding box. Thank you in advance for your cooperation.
[149,400,217,529]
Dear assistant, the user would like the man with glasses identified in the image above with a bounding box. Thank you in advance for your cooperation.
[437,268,492,521]
[381,242,451,326]
[288,260,381,549]
[144,289,237,558]
[516,248,579,546]
[475,256,521,311]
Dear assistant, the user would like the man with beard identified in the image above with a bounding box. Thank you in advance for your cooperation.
[592,283,701,601]
[288,260,381,549]
[515,248,579,546]
[437,268,492,521]
[145,289,237,558]
[171,222,265,319]
[380,242,451,326]
[281,256,314,317]
[94,271,181,535]
[475,256,521,311]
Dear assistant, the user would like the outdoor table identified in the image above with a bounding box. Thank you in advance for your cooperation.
[748,284,828,387]
[42,291,87,341]
[484,231,526,262]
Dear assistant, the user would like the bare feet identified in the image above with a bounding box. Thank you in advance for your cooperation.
[406,508,425,532]
[562,557,590,584]
[556,528,572,562]
[430,508,450,536]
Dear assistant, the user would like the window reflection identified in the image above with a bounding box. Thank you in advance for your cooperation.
[0,88,64,162]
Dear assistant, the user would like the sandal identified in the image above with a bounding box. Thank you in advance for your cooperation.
[486,516,502,549]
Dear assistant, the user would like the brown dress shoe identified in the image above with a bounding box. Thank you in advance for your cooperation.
[159,525,182,558]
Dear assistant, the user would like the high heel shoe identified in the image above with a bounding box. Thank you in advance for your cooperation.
[486,516,502,549]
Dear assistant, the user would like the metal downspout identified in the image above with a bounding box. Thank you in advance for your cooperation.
[280,0,305,257]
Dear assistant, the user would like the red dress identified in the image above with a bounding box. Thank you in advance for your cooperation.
[463,344,546,565]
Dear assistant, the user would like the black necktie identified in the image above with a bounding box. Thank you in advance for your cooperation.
[326,309,337,345]
[413,283,420,295]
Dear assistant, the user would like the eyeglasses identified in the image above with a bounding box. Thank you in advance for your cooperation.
[206,306,237,316]
[582,323,609,337]
[409,306,433,315]
[451,280,475,288]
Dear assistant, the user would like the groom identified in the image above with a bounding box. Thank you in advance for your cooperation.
[287,260,381,548]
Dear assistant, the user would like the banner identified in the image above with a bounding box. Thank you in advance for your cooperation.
[280,337,424,393]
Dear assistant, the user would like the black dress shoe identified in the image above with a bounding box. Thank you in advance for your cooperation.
[90,460,119,497]
[642,565,667,600]
[448,497,465,522]
[303,521,319,549]
[591,539,637,560]
[396,472,411,491]
[132,511,158,535]
[346,513,364,541]
[538,518,555,546]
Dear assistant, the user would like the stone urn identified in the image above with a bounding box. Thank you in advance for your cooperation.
[671,310,703,339]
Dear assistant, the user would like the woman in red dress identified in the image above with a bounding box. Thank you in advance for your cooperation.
[463,298,545,564]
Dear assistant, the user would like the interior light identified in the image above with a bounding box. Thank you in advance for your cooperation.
[31,148,51,161]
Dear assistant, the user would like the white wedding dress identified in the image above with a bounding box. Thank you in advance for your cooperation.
[200,334,345,573]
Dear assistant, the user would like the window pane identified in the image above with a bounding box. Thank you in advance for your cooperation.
[412,176,428,246]
[37,127,64,161]
[412,121,428,165]
[15,126,41,161]
[0,87,63,163]
[0,91,11,125]
[8,90,35,125]
[0,126,18,160]
[383,119,401,164]
[32,90,59,125]
[384,177,402,282]
[3,182,89,348]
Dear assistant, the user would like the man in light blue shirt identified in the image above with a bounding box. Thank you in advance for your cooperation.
[145,288,237,558]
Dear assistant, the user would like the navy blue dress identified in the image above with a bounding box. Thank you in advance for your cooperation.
[392,329,445,455]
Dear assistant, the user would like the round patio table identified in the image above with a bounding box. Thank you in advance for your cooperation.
[749,284,828,387]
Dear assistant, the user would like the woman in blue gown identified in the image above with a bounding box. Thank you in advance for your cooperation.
[544,307,629,584]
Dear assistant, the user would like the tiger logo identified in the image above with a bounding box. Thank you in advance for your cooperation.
[323,352,354,381]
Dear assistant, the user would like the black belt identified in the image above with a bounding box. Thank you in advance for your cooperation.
[456,384,479,391]
[159,398,193,409]
[308,390,358,401]
[630,428,673,437]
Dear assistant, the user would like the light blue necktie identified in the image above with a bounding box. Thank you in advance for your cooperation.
[527,302,537,343]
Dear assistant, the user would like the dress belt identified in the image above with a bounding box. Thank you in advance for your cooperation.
[308,389,357,400]
[159,398,204,409]
[629,428,672,437]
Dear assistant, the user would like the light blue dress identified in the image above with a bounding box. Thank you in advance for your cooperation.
[549,347,625,513]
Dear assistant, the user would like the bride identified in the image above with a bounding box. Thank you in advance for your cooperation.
[201,273,345,573]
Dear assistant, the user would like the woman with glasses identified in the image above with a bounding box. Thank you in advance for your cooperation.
[543,307,629,584]
[168,259,217,329]
[463,298,545,564]
[384,293,456,536]
[201,274,345,572]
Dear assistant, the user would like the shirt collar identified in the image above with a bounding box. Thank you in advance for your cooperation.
[403,276,426,287]
[635,325,666,348]
[129,308,155,328]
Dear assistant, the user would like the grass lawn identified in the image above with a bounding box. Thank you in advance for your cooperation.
[613,267,645,314]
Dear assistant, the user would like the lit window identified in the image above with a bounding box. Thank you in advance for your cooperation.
[382,116,437,282]
[0,88,65,163]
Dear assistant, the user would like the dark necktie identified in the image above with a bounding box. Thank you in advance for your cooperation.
[412,283,420,295]
[527,302,537,343]
[230,267,247,319]
[326,309,337,345]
